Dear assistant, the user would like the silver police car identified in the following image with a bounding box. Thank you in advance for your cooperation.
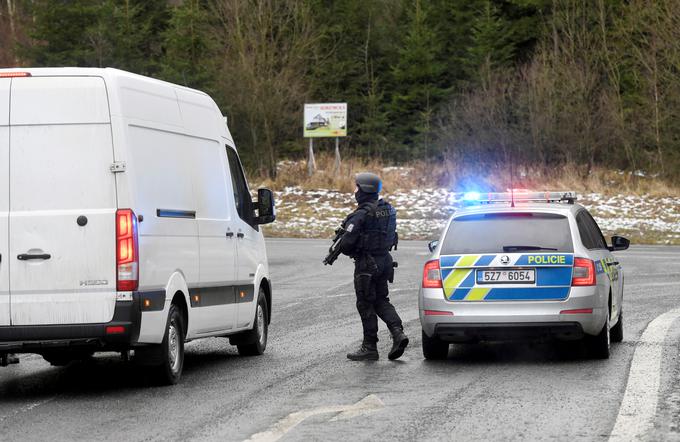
[419,191,629,360]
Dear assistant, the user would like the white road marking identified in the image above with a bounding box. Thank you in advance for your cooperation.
[244,394,384,442]
[329,394,384,421]
[609,308,680,441]
[627,281,680,288]
[0,397,56,423]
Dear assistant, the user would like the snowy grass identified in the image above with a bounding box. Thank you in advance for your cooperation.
[263,187,680,245]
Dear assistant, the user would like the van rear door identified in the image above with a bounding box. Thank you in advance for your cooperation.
[8,76,117,325]
[0,78,10,326]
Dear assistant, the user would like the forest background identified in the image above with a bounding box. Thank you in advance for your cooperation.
[2,0,680,192]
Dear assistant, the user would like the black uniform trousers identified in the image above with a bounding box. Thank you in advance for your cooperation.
[353,253,403,344]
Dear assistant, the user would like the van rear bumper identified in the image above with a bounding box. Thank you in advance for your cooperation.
[0,298,141,353]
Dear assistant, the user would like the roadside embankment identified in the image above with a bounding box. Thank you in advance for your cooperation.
[262,187,680,245]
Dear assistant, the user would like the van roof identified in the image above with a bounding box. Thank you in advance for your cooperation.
[0,67,234,144]
[0,67,206,96]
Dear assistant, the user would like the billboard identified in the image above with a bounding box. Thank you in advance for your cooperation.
[304,103,347,138]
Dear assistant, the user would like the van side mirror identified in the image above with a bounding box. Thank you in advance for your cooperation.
[609,235,630,252]
[428,240,439,253]
[256,188,276,225]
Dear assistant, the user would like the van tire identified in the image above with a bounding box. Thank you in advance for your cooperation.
[237,289,268,356]
[422,330,449,360]
[138,304,185,385]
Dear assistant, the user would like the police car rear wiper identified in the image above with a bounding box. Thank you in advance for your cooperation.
[502,245,558,252]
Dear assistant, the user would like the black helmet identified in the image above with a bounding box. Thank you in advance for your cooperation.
[355,172,382,193]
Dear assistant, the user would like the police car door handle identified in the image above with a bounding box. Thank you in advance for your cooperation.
[18,253,51,261]
[606,261,619,266]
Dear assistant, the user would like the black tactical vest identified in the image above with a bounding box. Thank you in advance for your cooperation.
[361,199,397,254]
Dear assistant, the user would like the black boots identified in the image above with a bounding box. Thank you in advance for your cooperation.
[388,328,409,360]
[347,329,408,361]
[347,343,379,361]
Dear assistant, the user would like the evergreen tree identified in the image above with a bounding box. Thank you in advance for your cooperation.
[22,0,167,74]
[466,0,515,81]
[99,0,169,75]
[307,0,398,157]
[23,1,102,67]
[160,0,217,93]
[389,0,449,159]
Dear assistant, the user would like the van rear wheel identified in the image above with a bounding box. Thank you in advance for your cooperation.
[236,289,268,356]
[136,304,185,385]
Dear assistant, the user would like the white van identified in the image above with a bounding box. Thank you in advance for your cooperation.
[0,68,275,384]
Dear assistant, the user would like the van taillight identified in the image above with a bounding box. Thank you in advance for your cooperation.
[572,258,596,286]
[116,209,139,291]
[422,259,442,288]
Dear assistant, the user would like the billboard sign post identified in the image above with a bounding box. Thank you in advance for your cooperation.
[304,103,347,175]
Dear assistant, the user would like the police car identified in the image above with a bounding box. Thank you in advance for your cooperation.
[419,191,629,360]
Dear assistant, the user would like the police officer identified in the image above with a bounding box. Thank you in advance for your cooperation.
[336,172,408,361]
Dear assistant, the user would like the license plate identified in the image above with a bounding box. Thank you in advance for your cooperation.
[477,269,536,284]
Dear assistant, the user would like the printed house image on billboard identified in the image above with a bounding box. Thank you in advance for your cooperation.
[306,113,329,131]
[304,103,347,138]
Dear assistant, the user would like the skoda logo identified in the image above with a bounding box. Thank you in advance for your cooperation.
[500,255,510,265]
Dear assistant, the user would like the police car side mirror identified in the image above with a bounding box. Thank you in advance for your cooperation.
[256,188,276,225]
[609,235,630,252]
[428,240,439,253]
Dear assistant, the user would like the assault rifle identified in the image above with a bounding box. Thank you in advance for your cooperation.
[322,227,346,266]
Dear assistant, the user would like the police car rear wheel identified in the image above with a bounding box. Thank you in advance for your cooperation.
[422,330,449,360]
[237,289,268,356]
[611,310,623,343]
[587,309,610,359]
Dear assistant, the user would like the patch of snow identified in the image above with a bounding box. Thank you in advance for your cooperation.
[267,187,680,243]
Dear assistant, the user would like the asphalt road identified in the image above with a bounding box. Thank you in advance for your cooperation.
[1,240,679,441]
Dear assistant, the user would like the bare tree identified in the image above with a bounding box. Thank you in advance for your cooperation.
[0,0,18,66]
[211,0,321,178]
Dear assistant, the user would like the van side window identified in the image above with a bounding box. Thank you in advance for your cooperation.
[226,147,253,225]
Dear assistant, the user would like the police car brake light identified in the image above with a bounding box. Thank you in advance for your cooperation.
[572,258,596,286]
[422,260,442,288]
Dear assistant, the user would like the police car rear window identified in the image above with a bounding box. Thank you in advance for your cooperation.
[441,212,574,255]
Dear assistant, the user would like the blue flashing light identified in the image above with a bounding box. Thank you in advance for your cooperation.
[462,191,481,202]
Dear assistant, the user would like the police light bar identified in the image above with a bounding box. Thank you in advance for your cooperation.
[462,190,577,205]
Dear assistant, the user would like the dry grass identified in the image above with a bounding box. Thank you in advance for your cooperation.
[253,154,442,193]
[251,154,680,197]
